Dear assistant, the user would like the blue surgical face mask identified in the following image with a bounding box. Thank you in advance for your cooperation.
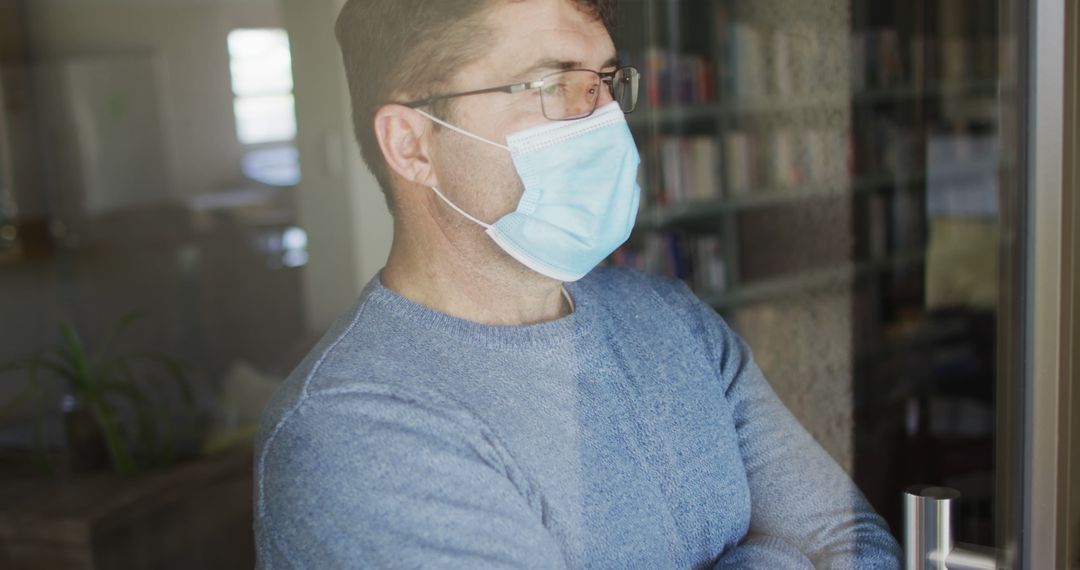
[414,101,641,282]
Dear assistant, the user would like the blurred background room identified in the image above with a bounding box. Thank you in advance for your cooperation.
[0,0,1075,568]
[0,0,393,567]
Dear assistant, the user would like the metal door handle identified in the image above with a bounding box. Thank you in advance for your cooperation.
[904,485,1003,569]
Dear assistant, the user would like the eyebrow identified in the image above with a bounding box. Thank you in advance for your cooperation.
[512,54,621,82]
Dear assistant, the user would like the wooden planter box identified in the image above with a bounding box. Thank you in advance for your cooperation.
[0,443,255,570]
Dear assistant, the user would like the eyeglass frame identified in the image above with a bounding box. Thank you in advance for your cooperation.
[396,65,640,121]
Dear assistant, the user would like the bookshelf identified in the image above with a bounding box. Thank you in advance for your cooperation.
[625,93,850,129]
[699,249,926,309]
[605,0,1000,315]
[607,0,863,307]
[636,171,918,230]
[605,3,1006,543]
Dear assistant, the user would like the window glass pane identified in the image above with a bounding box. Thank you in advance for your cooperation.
[234,94,296,144]
[609,0,1024,551]
[227,29,293,97]
[242,145,301,187]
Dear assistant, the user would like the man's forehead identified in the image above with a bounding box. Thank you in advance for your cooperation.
[510,54,621,81]
[480,0,616,80]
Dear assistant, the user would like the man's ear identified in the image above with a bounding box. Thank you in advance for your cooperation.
[373,104,439,188]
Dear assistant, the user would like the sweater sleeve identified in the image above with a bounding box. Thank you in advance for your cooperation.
[712,534,816,569]
[671,280,902,569]
[254,383,567,569]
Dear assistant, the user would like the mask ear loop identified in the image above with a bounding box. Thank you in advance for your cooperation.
[413,108,510,151]
[413,109,505,229]
[432,181,578,296]
[427,185,493,230]
[561,286,574,311]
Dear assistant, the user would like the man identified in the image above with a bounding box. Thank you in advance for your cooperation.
[254,0,902,567]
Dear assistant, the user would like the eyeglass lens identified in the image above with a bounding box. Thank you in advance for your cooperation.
[540,67,640,120]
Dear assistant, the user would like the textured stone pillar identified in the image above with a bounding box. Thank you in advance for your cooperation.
[727,0,856,473]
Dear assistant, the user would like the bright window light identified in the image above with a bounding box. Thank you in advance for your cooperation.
[233,94,297,145]
[227,28,301,185]
[228,29,294,97]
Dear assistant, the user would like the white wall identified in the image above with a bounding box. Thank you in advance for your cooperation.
[28,0,394,334]
[28,0,283,196]
[282,0,393,333]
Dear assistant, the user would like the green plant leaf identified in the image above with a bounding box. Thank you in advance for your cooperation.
[100,380,162,464]
[59,323,94,391]
[93,309,149,368]
[0,351,76,389]
[88,398,140,477]
[98,349,196,471]
[118,352,197,413]
[3,313,194,477]
[47,361,83,391]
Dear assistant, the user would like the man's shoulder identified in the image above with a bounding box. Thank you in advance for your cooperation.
[253,293,414,441]
[582,265,700,314]
[253,338,476,489]
[582,266,741,353]
[585,264,687,295]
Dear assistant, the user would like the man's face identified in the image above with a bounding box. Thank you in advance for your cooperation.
[426,0,617,248]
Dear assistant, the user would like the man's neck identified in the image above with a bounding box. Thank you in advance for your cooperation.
[380,229,572,327]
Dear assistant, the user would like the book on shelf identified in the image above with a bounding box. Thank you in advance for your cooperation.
[853,117,920,182]
[691,236,727,294]
[657,136,723,204]
[889,190,923,259]
[877,29,905,88]
[724,131,753,195]
[721,128,853,197]
[942,38,972,86]
[769,129,798,189]
[851,29,907,90]
[638,125,855,214]
[853,27,999,91]
[610,232,689,280]
[865,193,887,260]
[641,47,715,107]
[609,233,728,296]
[728,23,766,99]
[712,2,733,98]
[642,21,999,112]
[850,32,867,92]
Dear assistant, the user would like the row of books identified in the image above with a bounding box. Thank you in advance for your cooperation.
[640,47,716,107]
[634,26,997,106]
[725,128,852,194]
[608,233,728,294]
[653,136,723,204]
[641,128,853,204]
[851,29,906,91]
[851,31,999,90]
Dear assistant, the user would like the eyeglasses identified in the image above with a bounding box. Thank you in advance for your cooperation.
[400,66,640,121]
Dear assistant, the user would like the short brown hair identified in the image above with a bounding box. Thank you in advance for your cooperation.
[334,0,617,213]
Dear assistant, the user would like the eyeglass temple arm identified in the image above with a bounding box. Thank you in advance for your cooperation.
[401,80,544,109]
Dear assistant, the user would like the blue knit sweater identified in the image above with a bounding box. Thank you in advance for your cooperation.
[254,267,902,568]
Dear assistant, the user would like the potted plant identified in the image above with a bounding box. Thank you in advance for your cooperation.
[0,310,198,478]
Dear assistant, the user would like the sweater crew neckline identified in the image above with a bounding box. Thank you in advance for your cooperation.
[363,270,591,351]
